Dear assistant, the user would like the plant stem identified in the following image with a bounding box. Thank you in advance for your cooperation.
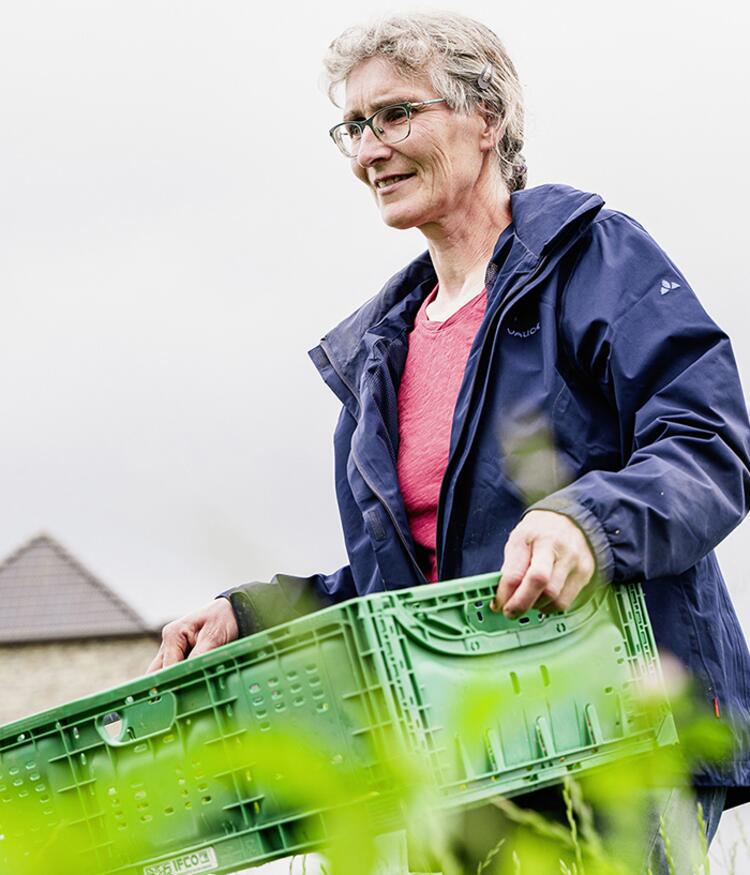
[563,778,585,875]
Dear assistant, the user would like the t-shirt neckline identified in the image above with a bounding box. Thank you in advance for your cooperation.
[417,283,487,332]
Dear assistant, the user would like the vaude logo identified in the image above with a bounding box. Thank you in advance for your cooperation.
[144,847,217,875]
[507,321,540,339]
[660,279,681,295]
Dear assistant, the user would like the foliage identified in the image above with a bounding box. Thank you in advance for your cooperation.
[0,665,738,875]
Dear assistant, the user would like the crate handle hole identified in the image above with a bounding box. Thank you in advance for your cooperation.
[102,712,124,741]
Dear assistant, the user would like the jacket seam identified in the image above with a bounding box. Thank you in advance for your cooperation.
[556,235,599,383]
[679,578,720,704]
[593,213,687,340]
[509,230,538,261]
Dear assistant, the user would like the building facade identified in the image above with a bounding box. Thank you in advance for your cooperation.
[0,534,160,727]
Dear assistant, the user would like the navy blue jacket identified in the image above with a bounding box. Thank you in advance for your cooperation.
[227,184,750,792]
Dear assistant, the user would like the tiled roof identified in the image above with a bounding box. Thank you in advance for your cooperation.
[0,534,153,642]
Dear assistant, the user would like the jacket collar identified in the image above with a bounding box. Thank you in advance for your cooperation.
[509,183,604,259]
[308,183,605,409]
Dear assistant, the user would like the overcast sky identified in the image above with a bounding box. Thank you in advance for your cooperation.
[2,0,748,636]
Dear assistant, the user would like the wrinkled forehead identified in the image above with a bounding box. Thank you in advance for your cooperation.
[342,56,434,121]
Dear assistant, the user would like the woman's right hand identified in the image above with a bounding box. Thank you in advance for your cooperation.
[147,598,239,673]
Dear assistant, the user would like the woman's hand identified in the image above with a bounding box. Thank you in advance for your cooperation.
[491,510,596,617]
[147,598,239,673]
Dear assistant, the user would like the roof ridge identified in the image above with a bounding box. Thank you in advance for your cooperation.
[0,532,152,634]
[0,533,49,575]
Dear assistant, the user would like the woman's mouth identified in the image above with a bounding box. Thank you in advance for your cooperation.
[374,173,416,195]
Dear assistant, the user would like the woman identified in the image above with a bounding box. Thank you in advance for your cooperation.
[149,12,750,868]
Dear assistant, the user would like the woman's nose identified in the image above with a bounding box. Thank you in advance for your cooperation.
[356,125,392,168]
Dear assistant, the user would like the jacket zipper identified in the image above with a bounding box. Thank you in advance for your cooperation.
[435,255,549,580]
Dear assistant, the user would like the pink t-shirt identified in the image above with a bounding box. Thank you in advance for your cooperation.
[397,285,487,581]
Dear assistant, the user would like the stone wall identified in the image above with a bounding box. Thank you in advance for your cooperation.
[0,635,161,727]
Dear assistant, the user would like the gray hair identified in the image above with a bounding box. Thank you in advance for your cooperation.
[322,12,527,193]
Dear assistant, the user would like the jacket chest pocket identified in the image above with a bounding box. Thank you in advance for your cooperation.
[551,377,621,474]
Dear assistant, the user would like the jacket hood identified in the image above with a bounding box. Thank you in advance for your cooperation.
[309,183,605,409]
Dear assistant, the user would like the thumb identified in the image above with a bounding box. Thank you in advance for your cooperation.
[493,535,531,611]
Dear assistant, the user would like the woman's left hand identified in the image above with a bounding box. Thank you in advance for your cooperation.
[491,510,596,617]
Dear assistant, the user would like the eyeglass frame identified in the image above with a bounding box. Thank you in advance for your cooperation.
[329,98,447,157]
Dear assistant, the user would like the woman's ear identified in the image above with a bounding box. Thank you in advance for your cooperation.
[479,111,505,154]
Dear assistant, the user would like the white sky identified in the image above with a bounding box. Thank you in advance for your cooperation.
[1,0,748,635]
[2,1,750,866]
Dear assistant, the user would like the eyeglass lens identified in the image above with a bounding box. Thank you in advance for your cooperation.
[337,105,411,156]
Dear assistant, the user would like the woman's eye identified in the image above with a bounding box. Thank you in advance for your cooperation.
[378,107,408,126]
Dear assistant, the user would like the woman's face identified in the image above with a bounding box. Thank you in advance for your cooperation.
[343,57,495,231]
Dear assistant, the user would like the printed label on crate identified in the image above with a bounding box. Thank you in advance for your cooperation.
[143,847,217,875]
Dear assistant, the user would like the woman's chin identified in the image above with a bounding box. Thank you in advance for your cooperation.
[378,203,422,230]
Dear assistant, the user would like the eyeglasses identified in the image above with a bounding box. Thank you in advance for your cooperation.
[329,98,447,158]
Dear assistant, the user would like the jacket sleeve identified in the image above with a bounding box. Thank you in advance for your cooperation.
[529,212,750,582]
[218,566,356,636]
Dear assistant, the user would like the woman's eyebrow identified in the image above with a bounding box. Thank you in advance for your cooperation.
[343,96,413,122]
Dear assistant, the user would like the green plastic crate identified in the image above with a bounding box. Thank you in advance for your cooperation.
[0,574,676,874]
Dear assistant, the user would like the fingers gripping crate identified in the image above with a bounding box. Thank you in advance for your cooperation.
[0,574,676,874]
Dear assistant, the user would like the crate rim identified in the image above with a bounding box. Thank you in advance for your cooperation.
[0,571,627,745]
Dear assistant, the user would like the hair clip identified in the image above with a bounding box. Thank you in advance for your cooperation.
[477,62,493,91]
